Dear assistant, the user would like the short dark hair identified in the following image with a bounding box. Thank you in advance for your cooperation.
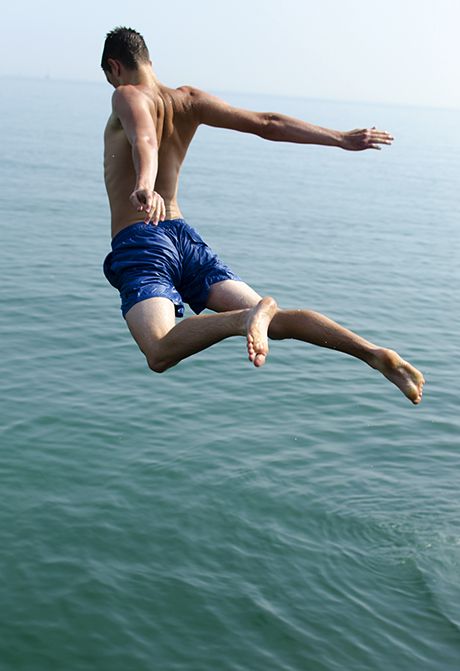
[101,27,150,72]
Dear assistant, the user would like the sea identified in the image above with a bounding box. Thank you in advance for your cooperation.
[1,77,459,671]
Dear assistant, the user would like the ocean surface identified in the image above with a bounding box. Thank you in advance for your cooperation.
[1,77,459,671]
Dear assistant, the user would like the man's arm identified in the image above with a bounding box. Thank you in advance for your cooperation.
[191,89,393,151]
[112,86,165,223]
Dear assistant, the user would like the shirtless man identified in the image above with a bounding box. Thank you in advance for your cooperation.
[101,27,424,404]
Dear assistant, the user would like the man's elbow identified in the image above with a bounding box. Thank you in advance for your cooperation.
[257,113,282,141]
[132,135,158,151]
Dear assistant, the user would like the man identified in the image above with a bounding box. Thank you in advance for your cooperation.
[101,27,424,404]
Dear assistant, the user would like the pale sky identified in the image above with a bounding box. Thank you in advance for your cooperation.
[2,0,459,109]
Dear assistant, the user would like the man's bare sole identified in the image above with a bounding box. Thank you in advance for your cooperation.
[246,297,278,367]
[370,348,425,404]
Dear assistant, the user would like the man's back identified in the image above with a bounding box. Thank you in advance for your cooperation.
[104,84,199,236]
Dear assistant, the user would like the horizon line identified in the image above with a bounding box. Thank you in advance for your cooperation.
[1,73,459,114]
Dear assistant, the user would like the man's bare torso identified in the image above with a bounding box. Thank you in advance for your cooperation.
[104,84,198,237]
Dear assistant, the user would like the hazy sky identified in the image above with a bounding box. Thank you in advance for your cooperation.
[2,0,459,108]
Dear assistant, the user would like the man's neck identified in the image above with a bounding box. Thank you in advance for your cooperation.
[120,64,160,89]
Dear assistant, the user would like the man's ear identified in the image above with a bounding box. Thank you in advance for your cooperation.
[107,58,122,77]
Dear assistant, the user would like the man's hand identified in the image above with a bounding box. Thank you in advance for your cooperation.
[130,188,166,225]
[340,127,394,151]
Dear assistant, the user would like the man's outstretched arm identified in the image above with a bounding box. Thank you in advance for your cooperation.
[191,88,393,151]
[112,85,165,223]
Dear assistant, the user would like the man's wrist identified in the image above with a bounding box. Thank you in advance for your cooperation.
[335,131,346,149]
[134,182,153,191]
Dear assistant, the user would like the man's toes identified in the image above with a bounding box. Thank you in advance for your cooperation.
[254,353,266,367]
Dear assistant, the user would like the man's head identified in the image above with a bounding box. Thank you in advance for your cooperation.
[101,27,150,84]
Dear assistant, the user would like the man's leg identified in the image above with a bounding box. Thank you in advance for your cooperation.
[125,295,277,373]
[207,280,425,404]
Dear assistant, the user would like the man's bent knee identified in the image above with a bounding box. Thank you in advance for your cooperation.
[147,356,171,374]
[268,320,287,340]
[146,350,181,373]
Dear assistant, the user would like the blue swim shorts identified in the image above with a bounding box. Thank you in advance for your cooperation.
[103,219,241,318]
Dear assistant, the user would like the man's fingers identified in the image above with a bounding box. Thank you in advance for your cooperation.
[343,127,394,151]
[130,191,150,213]
[160,199,166,222]
[160,198,166,221]
[130,189,165,224]
[150,193,166,225]
[144,193,154,211]
[361,132,392,150]
[146,194,162,225]
[372,135,393,143]
[151,195,164,224]
[143,200,155,223]
[370,130,394,142]
[131,191,152,222]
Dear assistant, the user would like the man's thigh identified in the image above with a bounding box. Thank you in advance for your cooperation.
[125,297,176,358]
[206,280,262,312]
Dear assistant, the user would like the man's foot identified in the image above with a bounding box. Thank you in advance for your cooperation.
[370,348,425,404]
[246,297,278,367]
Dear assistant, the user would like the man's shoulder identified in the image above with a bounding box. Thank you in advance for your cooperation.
[175,85,199,96]
[172,87,221,119]
[174,85,213,104]
[162,86,210,120]
[112,84,148,103]
[111,85,156,120]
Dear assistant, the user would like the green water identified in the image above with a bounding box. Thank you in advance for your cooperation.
[1,78,459,670]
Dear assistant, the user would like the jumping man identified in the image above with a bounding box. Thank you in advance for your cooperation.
[101,27,424,404]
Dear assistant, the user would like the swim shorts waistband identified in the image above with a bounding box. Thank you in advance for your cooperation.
[110,219,187,247]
